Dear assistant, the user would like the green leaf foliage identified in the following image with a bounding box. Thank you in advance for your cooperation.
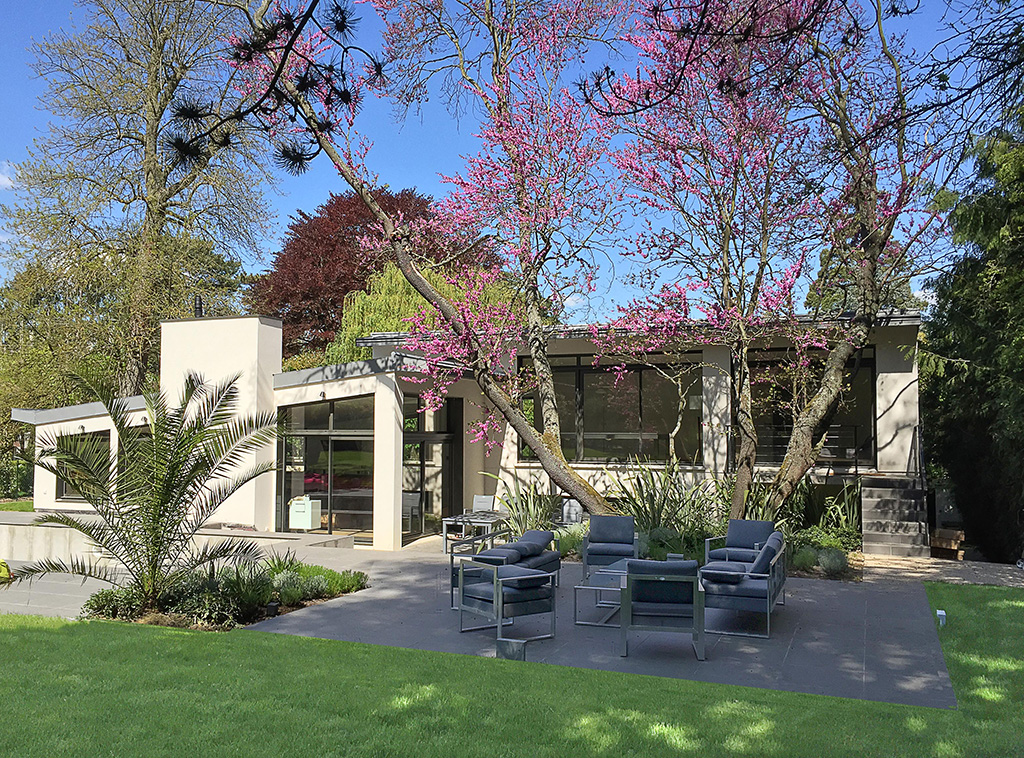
[923,117,1024,562]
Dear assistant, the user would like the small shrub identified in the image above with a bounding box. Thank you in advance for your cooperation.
[273,570,304,606]
[818,547,849,577]
[791,525,862,554]
[792,546,819,572]
[81,586,143,620]
[219,562,273,621]
[264,549,301,575]
[178,590,240,627]
[301,574,329,600]
[555,523,586,558]
[291,563,368,596]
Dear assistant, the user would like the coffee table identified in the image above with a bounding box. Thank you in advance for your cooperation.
[573,559,630,627]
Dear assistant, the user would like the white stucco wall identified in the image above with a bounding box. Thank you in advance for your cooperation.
[159,316,282,529]
[874,325,920,476]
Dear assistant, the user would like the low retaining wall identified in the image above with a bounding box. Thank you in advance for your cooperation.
[0,519,303,565]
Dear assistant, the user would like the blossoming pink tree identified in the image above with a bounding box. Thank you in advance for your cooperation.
[587,0,823,516]
[588,0,944,511]
[216,0,626,514]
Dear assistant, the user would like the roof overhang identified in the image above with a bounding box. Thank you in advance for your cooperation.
[11,395,146,427]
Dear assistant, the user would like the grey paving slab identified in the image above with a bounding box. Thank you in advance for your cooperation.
[251,545,958,710]
[0,562,105,618]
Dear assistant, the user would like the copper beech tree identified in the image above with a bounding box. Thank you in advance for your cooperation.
[248,189,433,357]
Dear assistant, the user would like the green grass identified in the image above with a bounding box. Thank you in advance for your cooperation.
[1,582,1022,757]
[0,499,33,511]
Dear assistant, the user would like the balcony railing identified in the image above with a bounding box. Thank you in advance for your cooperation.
[731,423,874,470]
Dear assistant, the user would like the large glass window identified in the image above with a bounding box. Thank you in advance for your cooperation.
[750,351,875,466]
[279,395,375,539]
[56,430,111,500]
[520,357,702,464]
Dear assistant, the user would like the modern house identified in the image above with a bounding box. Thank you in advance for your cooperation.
[12,313,923,553]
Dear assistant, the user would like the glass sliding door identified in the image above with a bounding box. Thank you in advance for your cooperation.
[328,438,374,535]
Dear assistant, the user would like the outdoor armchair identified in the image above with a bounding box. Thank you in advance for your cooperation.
[705,519,776,563]
[582,515,638,576]
[449,528,560,608]
[457,559,556,642]
[620,558,705,660]
[700,531,787,638]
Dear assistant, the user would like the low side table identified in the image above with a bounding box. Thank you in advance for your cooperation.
[573,559,631,627]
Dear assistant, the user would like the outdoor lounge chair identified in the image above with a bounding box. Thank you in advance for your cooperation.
[449,528,561,608]
[457,560,556,642]
[620,557,705,660]
[699,530,786,638]
[582,515,638,576]
[704,519,776,563]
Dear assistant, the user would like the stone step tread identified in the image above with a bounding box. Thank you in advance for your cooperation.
[862,543,931,557]
[862,506,927,519]
[861,489,926,500]
[862,532,929,545]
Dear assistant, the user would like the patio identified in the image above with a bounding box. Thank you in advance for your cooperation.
[249,538,958,709]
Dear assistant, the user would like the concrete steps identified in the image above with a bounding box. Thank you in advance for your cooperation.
[861,479,929,557]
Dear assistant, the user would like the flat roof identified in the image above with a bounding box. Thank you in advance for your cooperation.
[12,395,147,426]
[356,311,923,347]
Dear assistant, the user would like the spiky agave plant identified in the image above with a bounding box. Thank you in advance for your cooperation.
[10,372,279,611]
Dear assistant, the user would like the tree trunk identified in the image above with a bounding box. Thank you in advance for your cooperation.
[729,341,757,519]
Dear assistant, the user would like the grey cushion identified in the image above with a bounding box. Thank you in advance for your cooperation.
[765,531,785,553]
[519,529,555,547]
[749,543,778,576]
[471,548,521,565]
[724,519,775,549]
[701,577,770,599]
[501,540,544,559]
[495,564,550,588]
[462,565,553,602]
[708,547,760,563]
[589,515,635,545]
[588,542,635,557]
[518,551,560,572]
[627,558,698,604]
[700,561,748,584]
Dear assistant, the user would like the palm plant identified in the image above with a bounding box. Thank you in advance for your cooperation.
[10,372,279,611]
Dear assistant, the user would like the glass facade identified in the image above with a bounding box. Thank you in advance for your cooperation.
[278,394,460,542]
[279,396,375,539]
[521,356,703,464]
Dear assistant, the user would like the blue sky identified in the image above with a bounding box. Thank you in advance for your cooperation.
[0,2,478,267]
[0,1,955,313]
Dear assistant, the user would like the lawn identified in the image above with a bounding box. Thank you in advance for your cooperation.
[0,499,32,511]
[0,582,1021,757]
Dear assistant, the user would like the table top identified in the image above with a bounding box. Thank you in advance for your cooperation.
[442,511,506,525]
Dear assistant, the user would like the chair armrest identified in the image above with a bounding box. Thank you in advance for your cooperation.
[449,528,512,553]
[633,533,640,558]
[665,553,688,562]
[705,535,726,563]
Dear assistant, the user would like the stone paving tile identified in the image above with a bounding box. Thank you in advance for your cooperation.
[1,537,964,708]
